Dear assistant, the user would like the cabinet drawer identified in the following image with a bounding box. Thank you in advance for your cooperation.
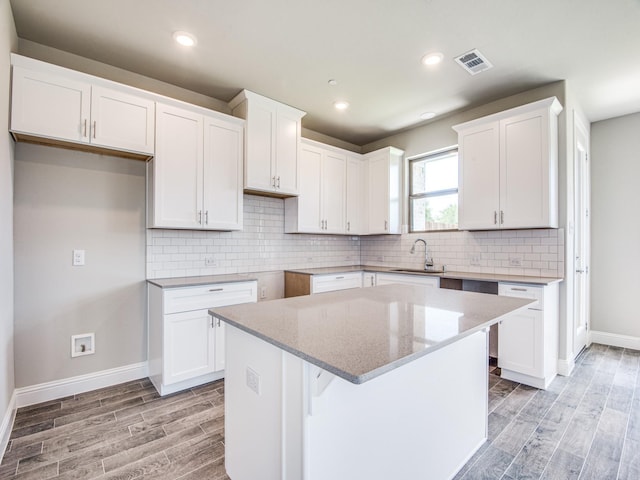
[312,272,362,294]
[498,283,543,310]
[376,273,440,288]
[164,281,258,314]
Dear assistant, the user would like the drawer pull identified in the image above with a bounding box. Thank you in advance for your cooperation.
[335,276,345,279]
[209,288,224,292]
[510,287,528,292]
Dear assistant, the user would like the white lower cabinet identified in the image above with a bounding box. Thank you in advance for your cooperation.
[148,280,257,395]
[362,272,376,288]
[375,272,440,288]
[498,282,559,389]
[311,272,363,294]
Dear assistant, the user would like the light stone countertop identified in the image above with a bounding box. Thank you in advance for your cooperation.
[210,284,535,384]
[147,273,258,289]
[285,265,563,285]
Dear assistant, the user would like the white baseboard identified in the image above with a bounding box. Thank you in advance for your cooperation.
[557,357,575,377]
[589,331,640,351]
[0,390,16,461]
[15,362,149,408]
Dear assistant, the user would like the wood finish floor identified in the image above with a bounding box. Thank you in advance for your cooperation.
[1,343,639,479]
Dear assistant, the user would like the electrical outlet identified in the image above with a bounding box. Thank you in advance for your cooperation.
[470,254,481,266]
[260,286,267,299]
[246,367,260,395]
[204,255,217,267]
[71,333,95,357]
[72,249,85,266]
[509,256,522,266]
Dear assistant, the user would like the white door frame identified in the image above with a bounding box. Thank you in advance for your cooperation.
[573,111,591,355]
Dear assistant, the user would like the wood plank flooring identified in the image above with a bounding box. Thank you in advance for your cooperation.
[1,343,639,479]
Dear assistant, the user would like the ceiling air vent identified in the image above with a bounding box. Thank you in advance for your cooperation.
[454,49,493,75]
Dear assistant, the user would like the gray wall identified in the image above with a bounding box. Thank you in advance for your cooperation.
[590,112,640,338]
[0,0,17,432]
[13,144,146,387]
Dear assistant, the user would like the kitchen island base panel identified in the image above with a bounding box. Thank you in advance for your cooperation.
[225,325,489,480]
[500,367,554,390]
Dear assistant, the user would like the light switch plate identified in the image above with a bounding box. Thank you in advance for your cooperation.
[73,249,85,266]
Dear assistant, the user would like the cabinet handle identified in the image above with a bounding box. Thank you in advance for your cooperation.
[494,211,498,225]
[83,119,87,137]
[277,176,281,188]
[205,211,209,225]
[93,121,96,139]
[198,210,202,224]
[272,176,276,188]
[371,276,375,286]
[335,276,344,280]
[216,318,221,327]
[210,316,214,328]
[347,221,351,231]
[384,220,388,231]
[209,288,224,292]
[510,287,527,292]
[500,210,504,224]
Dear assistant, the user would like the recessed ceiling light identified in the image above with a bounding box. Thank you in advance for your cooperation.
[420,112,436,120]
[328,79,338,86]
[334,101,349,110]
[422,52,444,66]
[173,31,197,47]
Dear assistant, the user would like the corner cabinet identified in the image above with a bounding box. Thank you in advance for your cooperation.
[454,97,562,230]
[284,139,347,234]
[147,103,244,230]
[497,282,559,389]
[229,90,306,197]
[10,54,155,159]
[365,147,404,234]
[148,280,257,396]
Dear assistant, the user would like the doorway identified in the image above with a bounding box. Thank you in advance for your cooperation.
[573,112,590,354]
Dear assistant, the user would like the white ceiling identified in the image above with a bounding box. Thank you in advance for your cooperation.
[10,0,640,145]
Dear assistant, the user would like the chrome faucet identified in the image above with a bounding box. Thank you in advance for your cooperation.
[410,238,434,269]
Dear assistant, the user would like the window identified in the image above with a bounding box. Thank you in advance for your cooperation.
[409,148,459,232]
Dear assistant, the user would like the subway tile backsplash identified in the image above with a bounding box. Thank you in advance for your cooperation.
[146,195,361,279]
[147,195,564,279]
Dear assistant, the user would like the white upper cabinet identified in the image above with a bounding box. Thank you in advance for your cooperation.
[149,103,243,231]
[346,155,366,235]
[365,147,404,234]
[230,90,306,197]
[10,55,155,158]
[284,139,346,234]
[454,97,562,230]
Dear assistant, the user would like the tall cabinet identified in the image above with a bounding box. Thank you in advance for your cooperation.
[230,90,306,197]
[454,97,562,230]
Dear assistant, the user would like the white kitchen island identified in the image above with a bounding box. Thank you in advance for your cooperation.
[210,284,534,480]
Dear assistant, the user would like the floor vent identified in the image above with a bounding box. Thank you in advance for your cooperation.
[454,49,493,75]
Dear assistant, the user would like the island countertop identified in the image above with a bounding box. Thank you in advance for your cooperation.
[210,284,534,384]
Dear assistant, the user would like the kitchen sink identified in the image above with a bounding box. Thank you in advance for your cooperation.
[389,268,445,275]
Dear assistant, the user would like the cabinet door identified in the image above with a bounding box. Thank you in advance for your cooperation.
[500,110,551,229]
[214,317,226,372]
[203,116,243,230]
[296,144,323,232]
[275,108,300,195]
[164,310,216,385]
[245,101,276,192]
[11,66,90,144]
[90,86,155,154]
[152,104,203,229]
[322,151,346,234]
[458,122,500,230]
[346,156,364,234]
[498,309,542,377]
[368,154,390,234]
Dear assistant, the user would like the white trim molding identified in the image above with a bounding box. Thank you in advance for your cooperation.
[589,331,640,351]
[557,357,576,377]
[0,390,17,461]
[15,362,149,408]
